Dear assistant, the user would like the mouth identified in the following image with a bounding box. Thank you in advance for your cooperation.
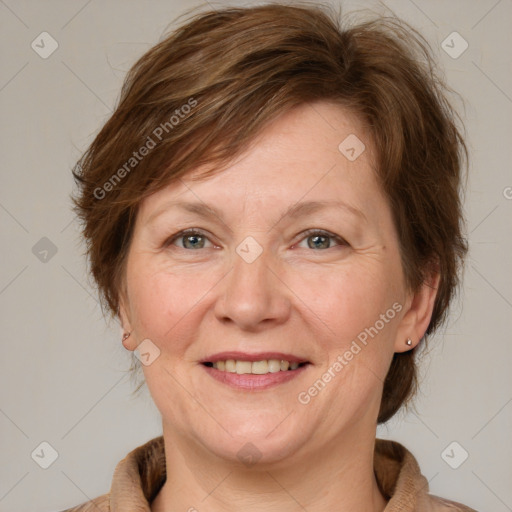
[200,351,310,373]
[202,359,309,374]
[199,352,311,390]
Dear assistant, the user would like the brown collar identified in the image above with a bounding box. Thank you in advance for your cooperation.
[66,436,475,511]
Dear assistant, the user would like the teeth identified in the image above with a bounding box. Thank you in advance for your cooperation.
[225,359,236,373]
[235,361,252,374]
[268,360,281,373]
[211,359,304,374]
[252,360,269,374]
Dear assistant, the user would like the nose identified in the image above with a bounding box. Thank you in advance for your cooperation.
[213,244,292,332]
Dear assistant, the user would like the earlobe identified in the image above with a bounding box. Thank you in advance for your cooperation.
[118,296,137,351]
[394,270,440,353]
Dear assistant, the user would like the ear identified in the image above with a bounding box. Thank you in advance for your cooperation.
[118,292,138,351]
[394,268,440,353]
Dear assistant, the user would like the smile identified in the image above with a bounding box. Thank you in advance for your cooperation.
[201,360,310,390]
[203,359,308,374]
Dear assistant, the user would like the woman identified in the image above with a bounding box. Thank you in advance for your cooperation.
[63,3,475,511]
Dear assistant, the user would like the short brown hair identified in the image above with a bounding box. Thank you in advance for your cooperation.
[72,2,468,423]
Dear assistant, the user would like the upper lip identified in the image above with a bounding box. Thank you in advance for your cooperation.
[200,351,309,364]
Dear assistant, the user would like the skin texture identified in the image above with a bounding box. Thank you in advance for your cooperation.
[119,101,439,512]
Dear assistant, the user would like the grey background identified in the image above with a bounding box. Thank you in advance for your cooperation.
[0,1,511,511]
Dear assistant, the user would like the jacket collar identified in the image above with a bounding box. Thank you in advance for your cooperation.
[107,435,430,511]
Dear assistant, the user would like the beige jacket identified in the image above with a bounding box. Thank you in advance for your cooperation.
[61,436,477,511]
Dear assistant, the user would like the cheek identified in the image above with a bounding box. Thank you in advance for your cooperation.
[291,264,401,424]
[125,256,209,345]
[297,261,401,353]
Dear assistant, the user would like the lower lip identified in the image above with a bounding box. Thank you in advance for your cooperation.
[201,364,309,390]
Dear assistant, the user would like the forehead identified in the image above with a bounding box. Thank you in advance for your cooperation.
[138,101,383,222]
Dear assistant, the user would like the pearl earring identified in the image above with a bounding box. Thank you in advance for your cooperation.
[406,338,413,346]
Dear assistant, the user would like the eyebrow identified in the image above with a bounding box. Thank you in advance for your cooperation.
[145,199,366,229]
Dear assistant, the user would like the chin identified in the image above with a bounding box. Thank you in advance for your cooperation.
[215,434,302,467]
[194,412,307,466]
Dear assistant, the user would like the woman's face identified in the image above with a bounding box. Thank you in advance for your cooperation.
[120,101,425,464]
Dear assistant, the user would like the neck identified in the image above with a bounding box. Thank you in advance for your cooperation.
[151,425,387,512]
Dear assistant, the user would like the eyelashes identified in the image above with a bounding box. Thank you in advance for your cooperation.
[165,228,215,250]
[164,228,348,251]
[297,228,348,250]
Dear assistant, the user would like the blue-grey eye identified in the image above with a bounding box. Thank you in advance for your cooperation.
[182,233,205,249]
[307,234,331,249]
[297,229,346,250]
[167,229,213,249]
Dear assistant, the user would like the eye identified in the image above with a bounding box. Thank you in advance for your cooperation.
[295,229,348,250]
[165,228,215,250]
[164,228,347,251]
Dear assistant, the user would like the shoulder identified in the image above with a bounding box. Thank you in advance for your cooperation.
[57,435,165,512]
[422,493,478,511]
[58,493,109,512]
[374,438,478,512]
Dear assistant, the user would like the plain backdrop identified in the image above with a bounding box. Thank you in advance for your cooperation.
[1,1,511,511]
